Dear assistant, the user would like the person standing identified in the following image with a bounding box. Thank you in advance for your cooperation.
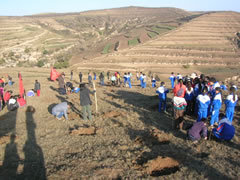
[210,87,222,127]
[93,72,97,80]
[58,73,66,95]
[173,79,186,98]
[173,89,187,130]
[116,72,121,86]
[196,87,210,122]
[123,73,128,87]
[88,73,93,87]
[139,72,143,88]
[80,84,95,120]
[156,82,169,113]
[34,80,41,96]
[107,71,110,80]
[79,72,83,83]
[225,86,238,122]
[99,72,104,86]
[8,75,13,86]
[127,72,132,88]
[169,72,176,89]
[70,70,73,81]
[151,76,156,88]
[142,74,147,88]
[136,72,139,81]
[184,81,194,115]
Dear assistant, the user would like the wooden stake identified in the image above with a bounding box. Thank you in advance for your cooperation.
[93,82,98,113]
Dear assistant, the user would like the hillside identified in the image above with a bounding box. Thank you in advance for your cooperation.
[0,7,194,68]
[0,67,239,179]
[75,11,240,73]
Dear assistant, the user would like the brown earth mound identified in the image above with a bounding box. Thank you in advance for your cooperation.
[145,156,179,176]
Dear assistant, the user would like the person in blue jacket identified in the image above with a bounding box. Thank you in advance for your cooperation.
[123,73,128,86]
[210,87,222,127]
[127,72,132,88]
[225,86,238,122]
[151,76,156,88]
[93,72,97,80]
[212,113,235,141]
[208,77,220,98]
[196,86,211,122]
[156,82,169,113]
[220,81,227,91]
[142,74,147,88]
[169,72,175,89]
[139,72,143,88]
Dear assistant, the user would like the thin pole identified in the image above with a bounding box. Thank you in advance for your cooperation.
[93,82,98,113]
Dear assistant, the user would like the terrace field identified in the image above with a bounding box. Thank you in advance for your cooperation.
[76,11,240,73]
[0,7,195,68]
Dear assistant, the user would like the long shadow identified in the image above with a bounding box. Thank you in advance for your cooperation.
[105,90,173,132]
[20,106,46,179]
[0,110,18,137]
[105,89,231,179]
[0,133,20,179]
[49,85,59,93]
[0,109,19,179]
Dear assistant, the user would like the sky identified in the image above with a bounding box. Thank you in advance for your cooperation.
[0,0,239,16]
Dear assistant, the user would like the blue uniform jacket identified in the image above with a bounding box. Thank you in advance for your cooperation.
[220,85,227,91]
[156,86,169,101]
[213,118,235,140]
[225,94,238,109]
[185,87,194,101]
[211,93,222,110]
[197,94,210,110]
[209,82,220,98]
[169,76,175,83]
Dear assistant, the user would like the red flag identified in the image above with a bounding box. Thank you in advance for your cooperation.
[50,68,61,81]
[19,73,24,98]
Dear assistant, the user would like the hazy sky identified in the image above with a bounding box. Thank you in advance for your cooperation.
[0,0,239,16]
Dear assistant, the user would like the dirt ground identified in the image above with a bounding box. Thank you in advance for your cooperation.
[0,67,239,179]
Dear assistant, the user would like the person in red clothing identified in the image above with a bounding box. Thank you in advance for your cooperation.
[173,79,186,98]
[4,90,12,103]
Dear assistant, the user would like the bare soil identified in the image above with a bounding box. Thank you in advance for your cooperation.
[0,67,239,179]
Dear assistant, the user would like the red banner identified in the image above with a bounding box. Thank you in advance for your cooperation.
[50,68,61,81]
[19,73,24,98]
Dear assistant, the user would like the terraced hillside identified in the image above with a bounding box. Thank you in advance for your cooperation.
[79,12,240,72]
[0,17,78,67]
[0,7,193,68]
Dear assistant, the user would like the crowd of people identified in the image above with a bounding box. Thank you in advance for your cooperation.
[161,72,238,143]
[0,70,239,144]
[0,73,41,112]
